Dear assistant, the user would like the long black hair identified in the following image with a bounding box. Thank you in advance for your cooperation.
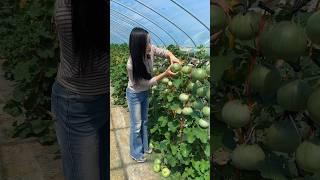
[129,27,152,82]
[71,0,107,75]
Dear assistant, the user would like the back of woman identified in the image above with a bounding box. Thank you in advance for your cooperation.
[52,0,108,180]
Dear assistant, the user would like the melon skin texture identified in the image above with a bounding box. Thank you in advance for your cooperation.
[277,80,312,111]
[198,119,209,128]
[229,12,260,40]
[270,21,307,62]
[191,68,207,81]
[306,11,320,45]
[222,100,250,128]
[211,5,228,33]
[231,144,265,170]
[296,141,320,173]
[265,120,301,153]
[307,88,320,124]
[250,65,281,96]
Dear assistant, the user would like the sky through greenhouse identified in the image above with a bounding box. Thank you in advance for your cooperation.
[110,0,210,48]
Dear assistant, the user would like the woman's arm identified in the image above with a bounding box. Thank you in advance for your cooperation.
[152,45,182,65]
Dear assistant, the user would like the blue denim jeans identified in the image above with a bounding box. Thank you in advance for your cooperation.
[126,87,150,159]
[51,81,107,180]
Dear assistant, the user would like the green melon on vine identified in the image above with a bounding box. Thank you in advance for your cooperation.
[277,80,312,111]
[211,4,228,33]
[307,88,320,124]
[296,140,320,173]
[221,100,251,128]
[306,10,320,45]
[181,65,192,74]
[198,118,209,129]
[231,144,265,170]
[229,11,260,40]
[268,21,307,62]
[191,68,207,81]
[171,63,182,73]
[196,87,206,97]
[250,64,281,96]
[264,120,301,153]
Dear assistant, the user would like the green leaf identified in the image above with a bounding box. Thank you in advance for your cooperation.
[31,119,47,135]
[158,116,168,127]
[173,79,183,88]
[194,127,208,143]
[167,94,174,102]
[168,121,178,132]
[184,128,195,143]
[3,100,22,117]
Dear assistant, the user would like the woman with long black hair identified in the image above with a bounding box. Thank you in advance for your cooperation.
[127,27,182,162]
[51,0,107,179]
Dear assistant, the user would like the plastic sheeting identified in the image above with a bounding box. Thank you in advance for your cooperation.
[110,0,210,49]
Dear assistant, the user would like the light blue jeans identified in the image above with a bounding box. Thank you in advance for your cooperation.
[126,87,150,159]
[51,81,107,180]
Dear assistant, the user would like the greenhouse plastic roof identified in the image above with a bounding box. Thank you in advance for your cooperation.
[110,0,210,48]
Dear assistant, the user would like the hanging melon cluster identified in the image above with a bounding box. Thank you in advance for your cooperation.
[212,3,320,177]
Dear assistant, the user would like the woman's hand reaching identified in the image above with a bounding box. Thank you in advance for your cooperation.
[170,56,183,65]
[165,64,177,77]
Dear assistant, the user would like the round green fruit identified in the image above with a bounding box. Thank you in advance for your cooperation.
[277,80,312,111]
[231,144,265,170]
[179,93,189,103]
[191,68,207,81]
[167,81,173,86]
[196,87,206,97]
[250,65,281,96]
[199,119,209,128]
[206,65,210,75]
[211,4,228,33]
[222,100,250,128]
[171,63,182,73]
[154,158,161,165]
[192,101,204,110]
[229,12,260,40]
[182,107,193,115]
[296,141,320,173]
[270,21,308,62]
[306,11,320,45]
[181,65,192,74]
[264,120,301,153]
[153,163,161,172]
[162,78,169,83]
[175,107,182,114]
[161,167,171,177]
[307,88,320,124]
[186,82,195,91]
[202,106,210,117]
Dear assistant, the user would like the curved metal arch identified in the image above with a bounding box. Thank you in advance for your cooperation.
[110,0,178,46]
[110,17,163,47]
[110,10,166,47]
[111,21,160,47]
[110,19,162,47]
[168,0,209,31]
[133,0,199,47]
